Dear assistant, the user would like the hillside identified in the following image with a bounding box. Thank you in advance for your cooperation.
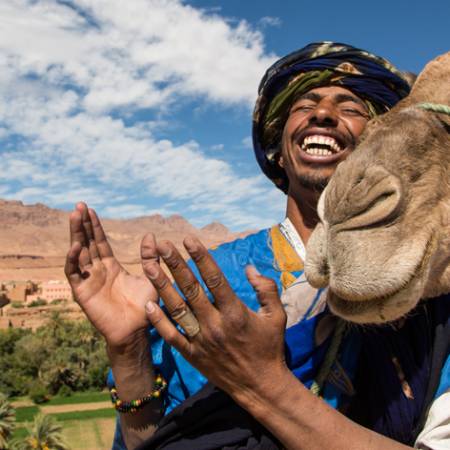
[0,199,249,281]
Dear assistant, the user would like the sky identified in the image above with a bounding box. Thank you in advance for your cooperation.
[0,0,448,230]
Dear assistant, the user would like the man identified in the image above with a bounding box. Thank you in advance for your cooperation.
[65,42,418,449]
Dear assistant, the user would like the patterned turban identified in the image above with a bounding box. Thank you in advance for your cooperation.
[252,41,412,193]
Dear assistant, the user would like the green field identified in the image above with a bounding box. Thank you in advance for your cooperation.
[13,395,116,450]
[13,417,116,450]
[46,391,111,406]
[15,405,40,422]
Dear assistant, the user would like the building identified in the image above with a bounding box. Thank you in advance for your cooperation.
[3,281,38,304]
[39,280,73,302]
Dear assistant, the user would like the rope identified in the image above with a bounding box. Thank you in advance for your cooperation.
[416,102,450,116]
[310,318,347,396]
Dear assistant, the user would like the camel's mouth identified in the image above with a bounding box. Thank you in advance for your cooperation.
[328,236,435,324]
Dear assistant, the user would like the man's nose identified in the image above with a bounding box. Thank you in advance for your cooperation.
[309,101,338,126]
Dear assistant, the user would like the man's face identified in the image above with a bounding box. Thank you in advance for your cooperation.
[279,86,370,193]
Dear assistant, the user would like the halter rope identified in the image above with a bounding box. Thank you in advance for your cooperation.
[417,102,450,116]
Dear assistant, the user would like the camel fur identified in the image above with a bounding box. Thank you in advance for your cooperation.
[305,51,450,324]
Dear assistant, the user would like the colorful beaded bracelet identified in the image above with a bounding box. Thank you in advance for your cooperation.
[110,374,167,413]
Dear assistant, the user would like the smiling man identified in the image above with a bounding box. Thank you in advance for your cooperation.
[65,42,415,449]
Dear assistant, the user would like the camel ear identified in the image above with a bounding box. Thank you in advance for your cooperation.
[404,51,450,126]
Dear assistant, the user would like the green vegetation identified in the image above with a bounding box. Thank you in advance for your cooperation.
[0,314,109,400]
[10,302,24,309]
[0,393,16,448]
[46,391,110,406]
[1,315,115,448]
[51,408,116,422]
[11,426,29,440]
[50,299,67,306]
[10,413,70,450]
[29,382,50,404]
[27,298,47,308]
[15,406,40,423]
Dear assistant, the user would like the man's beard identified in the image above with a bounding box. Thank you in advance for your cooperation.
[297,172,329,192]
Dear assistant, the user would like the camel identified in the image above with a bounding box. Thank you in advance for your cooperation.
[304,51,450,324]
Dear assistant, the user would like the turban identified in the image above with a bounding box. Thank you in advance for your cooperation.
[252,42,412,193]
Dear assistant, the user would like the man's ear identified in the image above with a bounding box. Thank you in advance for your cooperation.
[277,154,284,169]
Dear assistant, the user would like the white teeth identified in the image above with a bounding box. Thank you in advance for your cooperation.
[301,135,343,153]
[305,147,333,156]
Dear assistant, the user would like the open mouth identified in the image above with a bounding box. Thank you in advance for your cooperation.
[297,133,348,163]
[301,135,343,156]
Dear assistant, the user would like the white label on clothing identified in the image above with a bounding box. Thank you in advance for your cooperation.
[278,217,307,262]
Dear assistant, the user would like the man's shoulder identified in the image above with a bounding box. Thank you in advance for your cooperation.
[198,227,276,281]
[208,227,272,257]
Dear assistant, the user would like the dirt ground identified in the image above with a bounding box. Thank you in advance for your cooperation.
[40,401,112,414]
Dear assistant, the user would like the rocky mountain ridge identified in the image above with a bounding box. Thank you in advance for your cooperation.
[0,199,248,266]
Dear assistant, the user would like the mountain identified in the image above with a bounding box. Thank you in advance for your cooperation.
[0,199,250,279]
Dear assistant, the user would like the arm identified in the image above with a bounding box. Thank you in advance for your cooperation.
[65,203,162,448]
[107,335,162,449]
[142,236,413,450]
[229,365,410,450]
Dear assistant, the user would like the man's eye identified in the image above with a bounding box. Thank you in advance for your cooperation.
[292,104,314,113]
[342,108,365,116]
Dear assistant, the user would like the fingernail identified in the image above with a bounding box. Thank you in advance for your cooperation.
[159,242,172,258]
[146,302,156,314]
[184,236,197,252]
[145,264,159,279]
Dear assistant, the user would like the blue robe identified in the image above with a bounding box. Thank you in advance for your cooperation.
[111,228,343,449]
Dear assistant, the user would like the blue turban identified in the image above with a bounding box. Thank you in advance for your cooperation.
[252,42,412,193]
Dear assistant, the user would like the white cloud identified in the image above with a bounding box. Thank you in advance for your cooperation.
[0,0,283,229]
[259,16,282,28]
[0,0,276,111]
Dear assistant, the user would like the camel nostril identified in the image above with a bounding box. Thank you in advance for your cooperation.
[319,260,329,278]
[325,166,404,230]
[346,177,402,230]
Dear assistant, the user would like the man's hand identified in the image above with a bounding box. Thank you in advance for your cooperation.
[65,202,158,349]
[141,235,289,402]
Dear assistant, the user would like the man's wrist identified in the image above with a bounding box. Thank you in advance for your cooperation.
[106,328,150,369]
[231,364,305,422]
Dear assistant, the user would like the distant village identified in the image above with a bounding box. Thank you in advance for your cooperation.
[0,280,81,329]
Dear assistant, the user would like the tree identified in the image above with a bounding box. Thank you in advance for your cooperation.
[0,393,15,449]
[11,414,69,450]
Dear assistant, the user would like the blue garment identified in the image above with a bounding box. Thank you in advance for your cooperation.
[109,230,449,449]
[346,294,450,445]
[110,228,335,449]
[435,354,450,399]
[152,229,296,413]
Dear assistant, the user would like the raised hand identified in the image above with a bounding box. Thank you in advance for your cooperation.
[65,202,158,349]
[141,235,289,402]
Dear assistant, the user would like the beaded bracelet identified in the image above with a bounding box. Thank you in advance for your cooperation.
[110,374,167,413]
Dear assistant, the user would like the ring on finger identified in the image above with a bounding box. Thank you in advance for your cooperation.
[172,306,200,338]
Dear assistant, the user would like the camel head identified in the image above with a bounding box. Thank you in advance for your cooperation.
[305,52,450,324]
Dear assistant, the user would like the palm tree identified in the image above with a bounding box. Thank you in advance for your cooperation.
[0,392,15,448]
[11,414,70,450]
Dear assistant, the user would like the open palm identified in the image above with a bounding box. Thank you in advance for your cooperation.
[65,203,158,348]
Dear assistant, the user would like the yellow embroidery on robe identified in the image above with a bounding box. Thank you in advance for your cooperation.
[270,225,304,289]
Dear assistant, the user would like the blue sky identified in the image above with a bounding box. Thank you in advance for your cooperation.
[0,0,448,230]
